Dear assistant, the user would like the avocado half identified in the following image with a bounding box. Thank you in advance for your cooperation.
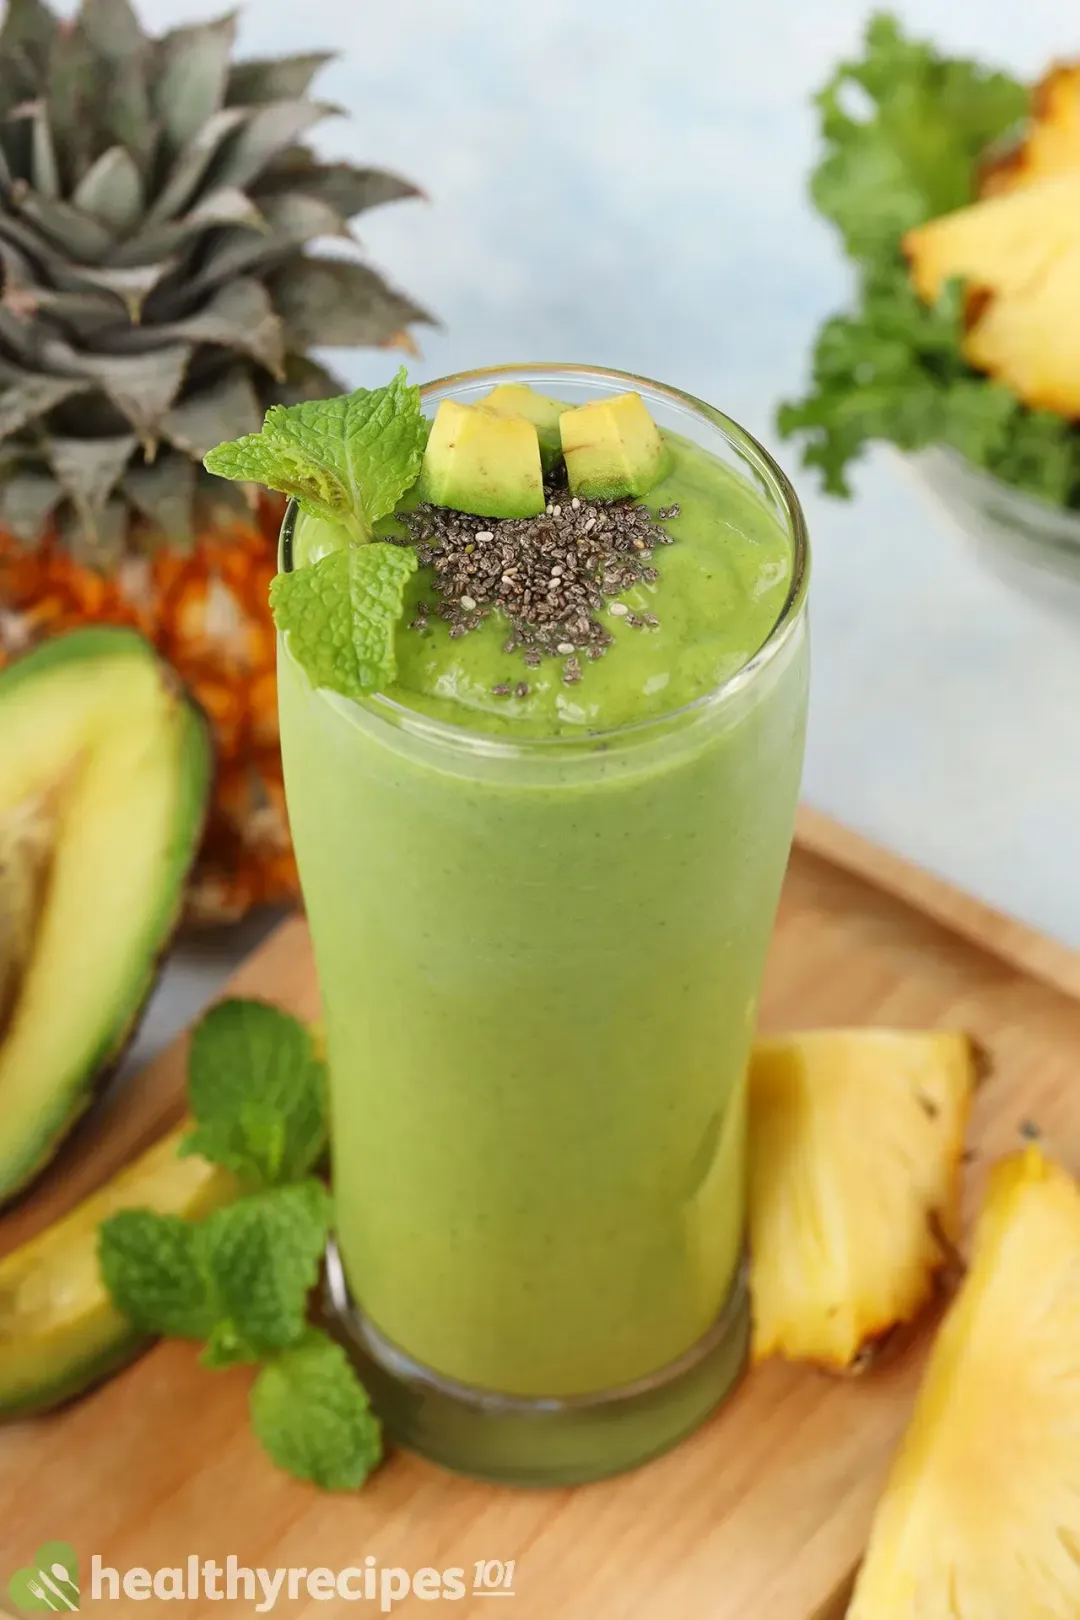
[0,1125,236,1417]
[0,628,212,1204]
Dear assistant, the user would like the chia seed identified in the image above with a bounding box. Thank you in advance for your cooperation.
[397,482,676,672]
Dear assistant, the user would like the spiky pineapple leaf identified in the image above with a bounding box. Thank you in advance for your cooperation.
[18,285,122,339]
[70,347,192,443]
[257,192,351,245]
[80,261,176,320]
[147,106,247,223]
[0,304,48,367]
[72,145,144,233]
[163,369,262,459]
[111,279,285,378]
[257,158,422,218]
[46,433,138,523]
[112,187,263,271]
[79,0,155,172]
[46,18,96,185]
[80,0,146,63]
[182,214,340,302]
[59,493,127,566]
[28,101,59,199]
[213,101,337,194]
[154,14,238,156]
[124,452,196,546]
[14,191,113,261]
[270,258,432,349]
[0,0,55,117]
[227,53,334,107]
[0,371,87,438]
[0,470,60,541]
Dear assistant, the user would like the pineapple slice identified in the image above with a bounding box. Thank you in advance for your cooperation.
[981,62,1080,198]
[849,1148,1080,1619]
[903,173,1080,418]
[749,1030,978,1369]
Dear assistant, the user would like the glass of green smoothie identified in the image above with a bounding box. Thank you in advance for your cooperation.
[210,363,809,1486]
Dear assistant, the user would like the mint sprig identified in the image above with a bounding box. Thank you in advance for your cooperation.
[251,1329,383,1492]
[98,999,383,1493]
[204,367,427,544]
[269,541,417,700]
[100,1180,331,1368]
[181,999,328,1190]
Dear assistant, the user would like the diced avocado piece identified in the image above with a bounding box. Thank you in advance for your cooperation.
[0,1126,236,1417]
[560,391,669,502]
[419,400,545,519]
[0,629,212,1205]
[481,383,565,473]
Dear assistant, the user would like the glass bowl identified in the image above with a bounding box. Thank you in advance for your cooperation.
[897,445,1080,621]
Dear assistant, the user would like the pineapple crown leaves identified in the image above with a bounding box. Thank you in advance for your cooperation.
[0,0,431,565]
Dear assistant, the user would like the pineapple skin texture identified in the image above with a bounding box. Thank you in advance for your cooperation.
[849,1148,1080,1620]
[748,1030,977,1369]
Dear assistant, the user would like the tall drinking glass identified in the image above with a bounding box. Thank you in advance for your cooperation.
[277,364,810,1485]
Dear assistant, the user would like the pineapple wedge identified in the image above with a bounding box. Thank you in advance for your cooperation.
[848,1148,1080,1619]
[903,173,1080,418]
[749,1030,979,1369]
[981,62,1080,198]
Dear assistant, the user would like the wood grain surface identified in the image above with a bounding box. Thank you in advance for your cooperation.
[1,814,1078,1618]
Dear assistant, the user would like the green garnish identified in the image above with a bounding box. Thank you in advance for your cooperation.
[205,367,426,544]
[181,999,328,1190]
[204,366,426,701]
[251,1328,383,1492]
[268,542,418,701]
[100,1180,331,1369]
[98,999,382,1492]
[778,13,1080,507]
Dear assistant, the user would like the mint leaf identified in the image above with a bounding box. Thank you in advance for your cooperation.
[250,1328,383,1491]
[270,541,417,700]
[182,999,328,1190]
[99,1210,216,1341]
[195,1180,332,1368]
[100,1181,331,1360]
[204,368,426,542]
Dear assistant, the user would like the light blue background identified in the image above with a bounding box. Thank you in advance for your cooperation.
[54,0,1080,1053]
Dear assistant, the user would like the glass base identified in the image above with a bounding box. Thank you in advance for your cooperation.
[323,1242,750,1487]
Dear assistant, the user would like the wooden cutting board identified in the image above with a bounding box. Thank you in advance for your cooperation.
[1,807,1079,1620]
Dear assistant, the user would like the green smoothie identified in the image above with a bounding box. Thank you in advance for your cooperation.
[277,414,809,1403]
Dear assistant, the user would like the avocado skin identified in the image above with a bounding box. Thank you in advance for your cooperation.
[0,1124,237,1418]
[0,629,213,1207]
[0,1327,148,1420]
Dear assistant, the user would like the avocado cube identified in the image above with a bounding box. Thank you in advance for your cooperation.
[419,401,545,519]
[560,392,668,502]
[482,383,565,473]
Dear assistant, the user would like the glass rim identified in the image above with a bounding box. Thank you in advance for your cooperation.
[280,362,810,755]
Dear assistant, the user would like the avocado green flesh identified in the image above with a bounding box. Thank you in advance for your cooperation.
[0,1127,236,1417]
[0,629,212,1203]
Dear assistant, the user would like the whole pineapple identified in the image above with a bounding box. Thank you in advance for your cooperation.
[0,0,430,922]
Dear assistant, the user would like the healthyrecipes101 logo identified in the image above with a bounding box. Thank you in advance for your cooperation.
[7,1548,518,1612]
[8,1542,81,1611]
